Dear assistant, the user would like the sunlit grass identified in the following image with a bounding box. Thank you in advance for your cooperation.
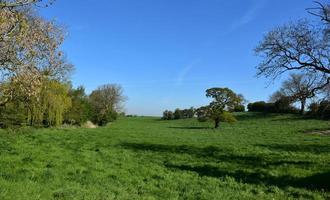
[0,113,329,199]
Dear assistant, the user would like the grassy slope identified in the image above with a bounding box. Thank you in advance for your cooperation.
[0,113,329,200]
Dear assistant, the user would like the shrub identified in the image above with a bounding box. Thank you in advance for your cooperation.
[318,101,330,119]
[248,98,298,114]
[233,105,245,112]
[219,112,237,123]
[0,102,26,128]
[248,101,267,112]
[308,102,319,115]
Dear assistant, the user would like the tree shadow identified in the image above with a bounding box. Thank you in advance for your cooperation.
[165,163,330,191]
[234,112,276,121]
[270,116,313,122]
[120,142,329,192]
[120,142,315,168]
[257,144,330,154]
[168,126,212,130]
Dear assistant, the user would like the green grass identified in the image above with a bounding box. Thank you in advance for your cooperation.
[0,113,329,199]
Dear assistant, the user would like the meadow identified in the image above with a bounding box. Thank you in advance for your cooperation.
[0,113,329,200]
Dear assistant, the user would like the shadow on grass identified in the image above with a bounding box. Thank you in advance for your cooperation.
[165,163,330,191]
[120,142,329,191]
[258,144,330,154]
[270,115,314,122]
[168,126,212,130]
[120,143,316,168]
[234,112,276,121]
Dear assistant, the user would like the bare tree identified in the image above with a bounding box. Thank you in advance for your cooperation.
[278,74,316,114]
[255,1,330,95]
[307,1,330,24]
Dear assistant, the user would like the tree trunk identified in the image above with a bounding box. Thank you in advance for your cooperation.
[214,120,220,129]
[300,100,306,115]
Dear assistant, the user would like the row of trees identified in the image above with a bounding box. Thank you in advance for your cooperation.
[0,83,126,128]
[162,107,195,120]
[0,1,126,128]
[254,1,330,118]
[162,88,246,128]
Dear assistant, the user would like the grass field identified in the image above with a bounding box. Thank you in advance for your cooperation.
[0,113,329,200]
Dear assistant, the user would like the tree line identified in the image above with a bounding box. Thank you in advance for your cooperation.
[163,88,246,128]
[162,107,195,120]
[0,1,125,128]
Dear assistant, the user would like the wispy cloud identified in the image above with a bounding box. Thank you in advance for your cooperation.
[228,0,269,33]
[176,59,201,86]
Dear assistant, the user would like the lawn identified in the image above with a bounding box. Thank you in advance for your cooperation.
[0,113,329,200]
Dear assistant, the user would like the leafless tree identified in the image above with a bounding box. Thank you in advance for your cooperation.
[307,1,330,24]
[255,1,330,96]
[281,74,317,114]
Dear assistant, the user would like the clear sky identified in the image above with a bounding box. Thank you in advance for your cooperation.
[40,0,321,116]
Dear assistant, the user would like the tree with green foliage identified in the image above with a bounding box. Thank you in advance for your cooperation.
[27,79,71,127]
[89,84,125,126]
[197,88,244,128]
[174,109,182,120]
[64,86,92,125]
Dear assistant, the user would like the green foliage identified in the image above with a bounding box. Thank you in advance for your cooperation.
[64,86,92,125]
[163,107,195,120]
[248,98,298,114]
[0,102,26,128]
[29,80,72,127]
[196,106,209,122]
[0,113,329,199]
[206,88,245,111]
[0,80,72,128]
[248,101,266,112]
[96,110,118,126]
[308,101,330,119]
[233,105,245,112]
[198,87,243,128]
[89,84,125,126]
[162,110,174,120]
[174,109,182,120]
[219,111,237,123]
[197,105,237,128]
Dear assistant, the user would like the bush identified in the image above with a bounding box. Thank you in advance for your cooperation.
[233,105,245,112]
[248,101,267,112]
[248,98,298,114]
[219,112,237,123]
[92,110,118,126]
[0,102,26,128]
[308,102,319,115]
[317,101,330,119]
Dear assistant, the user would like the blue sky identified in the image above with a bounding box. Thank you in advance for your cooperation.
[41,0,320,116]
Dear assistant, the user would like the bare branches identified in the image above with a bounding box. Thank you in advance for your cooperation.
[255,18,330,93]
[307,1,330,24]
